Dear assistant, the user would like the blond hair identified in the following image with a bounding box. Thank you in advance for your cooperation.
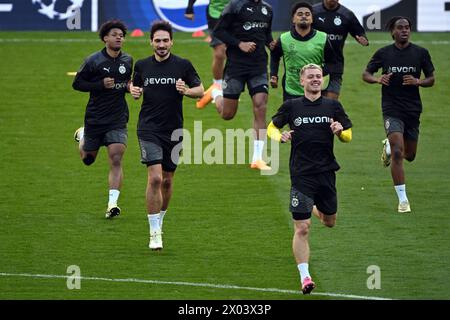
[300,63,322,76]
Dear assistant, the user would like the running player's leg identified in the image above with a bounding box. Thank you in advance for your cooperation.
[315,171,337,228]
[107,143,126,190]
[212,43,226,82]
[160,170,174,230]
[147,163,164,250]
[403,125,419,162]
[249,74,270,170]
[385,117,411,212]
[290,182,316,294]
[212,74,244,120]
[78,129,99,166]
[104,129,127,218]
[139,138,164,249]
[158,138,178,231]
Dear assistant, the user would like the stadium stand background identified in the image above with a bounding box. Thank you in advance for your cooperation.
[1,0,449,32]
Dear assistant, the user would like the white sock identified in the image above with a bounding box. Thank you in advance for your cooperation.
[108,189,120,207]
[385,139,391,156]
[211,88,223,102]
[252,140,265,162]
[297,263,311,282]
[394,184,408,203]
[148,213,161,233]
[213,79,222,86]
[79,127,84,141]
[159,210,167,229]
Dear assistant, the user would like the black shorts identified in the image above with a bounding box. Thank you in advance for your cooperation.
[383,116,420,141]
[138,134,182,172]
[222,69,269,99]
[323,73,343,95]
[290,171,337,220]
[83,127,127,152]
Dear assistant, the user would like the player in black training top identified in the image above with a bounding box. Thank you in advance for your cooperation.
[362,16,435,213]
[72,19,133,219]
[267,64,352,294]
[312,0,369,100]
[207,0,275,171]
[130,21,204,251]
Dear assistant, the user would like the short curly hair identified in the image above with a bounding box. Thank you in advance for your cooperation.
[98,19,127,41]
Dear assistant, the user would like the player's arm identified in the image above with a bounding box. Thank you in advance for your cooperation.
[348,11,369,46]
[331,102,353,143]
[72,60,104,92]
[130,61,143,100]
[267,121,293,143]
[330,120,352,143]
[213,2,246,49]
[177,79,204,98]
[268,102,292,142]
[178,61,204,99]
[362,49,391,85]
[265,13,275,49]
[269,38,283,88]
[323,37,337,75]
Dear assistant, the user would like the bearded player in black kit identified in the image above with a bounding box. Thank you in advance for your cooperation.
[73,20,133,219]
[363,17,435,213]
[130,21,204,250]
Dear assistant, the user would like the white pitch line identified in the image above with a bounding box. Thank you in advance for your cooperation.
[0,272,392,300]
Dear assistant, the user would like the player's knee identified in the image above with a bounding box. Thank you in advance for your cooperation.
[82,154,96,166]
[162,177,172,191]
[253,100,267,112]
[149,174,163,189]
[295,221,310,238]
[221,111,235,120]
[222,114,235,121]
[323,218,336,228]
[110,153,122,167]
[405,152,416,162]
[392,146,404,161]
[214,50,226,62]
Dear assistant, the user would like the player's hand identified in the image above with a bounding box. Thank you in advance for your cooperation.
[270,76,278,88]
[378,73,392,86]
[268,40,277,51]
[176,78,187,95]
[184,13,194,21]
[281,130,294,143]
[356,35,369,46]
[330,118,343,136]
[103,77,115,89]
[130,83,143,99]
[402,75,420,86]
[238,41,256,53]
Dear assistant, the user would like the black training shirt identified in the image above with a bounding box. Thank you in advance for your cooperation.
[312,2,366,74]
[133,54,201,140]
[214,0,273,75]
[272,96,352,178]
[365,43,434,126]
[73,48,133,134]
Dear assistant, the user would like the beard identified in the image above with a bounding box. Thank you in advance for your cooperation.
[155,49,169,58]
[297,21,310,30]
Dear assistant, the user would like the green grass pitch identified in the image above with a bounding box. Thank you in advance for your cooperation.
[0,31,449,300]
